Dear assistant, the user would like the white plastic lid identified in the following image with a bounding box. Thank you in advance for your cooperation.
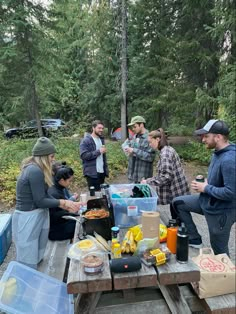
[0,214,11,233]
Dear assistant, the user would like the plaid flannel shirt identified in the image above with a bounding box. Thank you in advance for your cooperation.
[127,130,156,183]
[146,145,190,204]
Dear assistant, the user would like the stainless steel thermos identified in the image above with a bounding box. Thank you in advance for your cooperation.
[176,223,189,263]
[89,186,95,196]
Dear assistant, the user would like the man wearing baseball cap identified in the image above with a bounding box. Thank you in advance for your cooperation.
[172,119,236,255]
[124,116,155,183]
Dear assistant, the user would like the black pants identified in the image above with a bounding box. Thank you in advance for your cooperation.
[49,220,76,241]
[86,173,105,191]
[170,203,179,220]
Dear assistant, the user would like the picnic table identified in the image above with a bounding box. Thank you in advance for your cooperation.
[67,219,201,314]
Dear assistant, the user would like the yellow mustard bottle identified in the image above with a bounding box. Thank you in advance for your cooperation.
[113,243,121,258]
[111,238,118,255]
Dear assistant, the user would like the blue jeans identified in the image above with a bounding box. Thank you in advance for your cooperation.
[172,194,235,256]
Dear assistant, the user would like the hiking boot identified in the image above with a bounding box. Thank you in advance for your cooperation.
[189,239,203,249]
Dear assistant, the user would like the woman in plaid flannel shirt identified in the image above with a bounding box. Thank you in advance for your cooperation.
[142,128,190,219]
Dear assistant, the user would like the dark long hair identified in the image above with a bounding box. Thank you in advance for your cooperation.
[52,161,74,183]
[148,128,168,150]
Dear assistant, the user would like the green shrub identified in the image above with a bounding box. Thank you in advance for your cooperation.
[174,141,211,164]
[167,123,194,136]
[0,138,128,207]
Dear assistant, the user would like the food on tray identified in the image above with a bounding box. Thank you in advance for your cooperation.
[83,254,103,267]
[143,250,156,264]
[68,239,96,260]
[81,253,104,274]
[84,208,109,219]
[76,239,94,250]
[142,248,168,266]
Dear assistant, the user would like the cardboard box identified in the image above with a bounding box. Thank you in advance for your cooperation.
[141,211,160,247]
[0,214,12,264]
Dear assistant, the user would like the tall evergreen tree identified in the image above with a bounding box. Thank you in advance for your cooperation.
[0,0,50,134]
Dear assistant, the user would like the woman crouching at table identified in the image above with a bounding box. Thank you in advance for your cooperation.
[48,165,78,241]
[142,128,190,220]
[12,137,81,269]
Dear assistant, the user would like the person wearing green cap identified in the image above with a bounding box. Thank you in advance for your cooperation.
[12,137,81,269]
[125,116,155,183]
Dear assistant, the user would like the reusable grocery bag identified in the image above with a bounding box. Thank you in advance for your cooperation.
[191,248,236,298]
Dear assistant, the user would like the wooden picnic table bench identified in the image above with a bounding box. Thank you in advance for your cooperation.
[67,221,202,314]
[67,214,236,314]
[35,206,235,314]
[36,195,234,314]
[38,239,71,282]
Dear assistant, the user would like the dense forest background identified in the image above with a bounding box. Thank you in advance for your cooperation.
[0,0,235,140]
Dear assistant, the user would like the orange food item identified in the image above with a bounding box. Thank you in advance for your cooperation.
[167,227,178,254]
[84,208,109,219]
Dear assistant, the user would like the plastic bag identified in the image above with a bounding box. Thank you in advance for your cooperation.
[133,237,158,256]
[129,224,143,242]
[121,139,130,156]
[160,224,167,242]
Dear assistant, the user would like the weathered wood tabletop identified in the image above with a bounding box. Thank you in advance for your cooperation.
[67,220,200,295]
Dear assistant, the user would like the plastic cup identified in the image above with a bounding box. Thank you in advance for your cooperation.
[80,193,87,204]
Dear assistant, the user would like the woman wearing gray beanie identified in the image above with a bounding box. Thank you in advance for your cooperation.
[12,137,81,270]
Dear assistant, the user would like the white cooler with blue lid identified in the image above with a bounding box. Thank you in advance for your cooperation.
[0,214,12,264]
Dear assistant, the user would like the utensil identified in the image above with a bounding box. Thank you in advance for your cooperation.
[62,215,87,240]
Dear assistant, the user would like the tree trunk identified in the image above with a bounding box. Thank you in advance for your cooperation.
[121,0,128,141]
[25,29,43,137]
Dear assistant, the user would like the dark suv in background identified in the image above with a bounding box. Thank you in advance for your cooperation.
[4,119,68,139]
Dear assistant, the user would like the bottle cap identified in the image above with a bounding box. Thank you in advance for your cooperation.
[111,226,119,232]
[178,223,188,235]
[168,219,177,227]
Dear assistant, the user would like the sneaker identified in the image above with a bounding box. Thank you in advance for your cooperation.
[189,239,203,249]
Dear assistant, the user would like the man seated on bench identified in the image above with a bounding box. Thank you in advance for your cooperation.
[172,120,236,256]
[48,164,79,241]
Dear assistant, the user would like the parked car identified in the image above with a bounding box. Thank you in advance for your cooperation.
[4,119,68,139]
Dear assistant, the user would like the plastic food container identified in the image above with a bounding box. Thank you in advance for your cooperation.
[81,252,104,275]
[68,239,97,261]
[0,261,73,314]
[109,184,158,228]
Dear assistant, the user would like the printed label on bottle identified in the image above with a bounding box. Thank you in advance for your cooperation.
[127,205,138,216]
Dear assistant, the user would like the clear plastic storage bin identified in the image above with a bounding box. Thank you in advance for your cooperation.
[0,261,74,314]
[109,184,158,228]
